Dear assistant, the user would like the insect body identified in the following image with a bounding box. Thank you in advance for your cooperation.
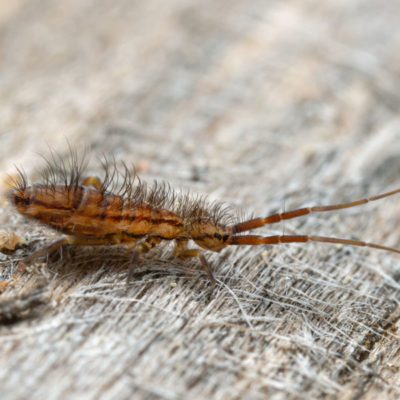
[9,150,400,284]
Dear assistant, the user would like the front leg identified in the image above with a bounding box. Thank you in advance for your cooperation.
[174,240,216,286]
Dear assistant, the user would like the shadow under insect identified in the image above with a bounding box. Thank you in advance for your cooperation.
[39,242,209,287]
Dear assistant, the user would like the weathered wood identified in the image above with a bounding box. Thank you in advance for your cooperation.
[1,1,400,399]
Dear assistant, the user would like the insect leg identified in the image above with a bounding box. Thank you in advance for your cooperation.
[227,234,400,254]
[21,237,70,266]
[20,236,115,271]
[126,237,162,285]
[136,237,162,254]
[174,240,216,286]
[231,187,400,233]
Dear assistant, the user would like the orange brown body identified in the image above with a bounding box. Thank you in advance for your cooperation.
[9,150,400,285]
[12,181,231,254]
[14,185,186,241]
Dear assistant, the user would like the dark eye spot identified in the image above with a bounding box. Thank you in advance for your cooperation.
[14,195,31,206]
[214,233,222,240]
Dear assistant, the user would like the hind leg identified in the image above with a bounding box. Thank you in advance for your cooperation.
[19,237,70,271]
[19,236,119,272]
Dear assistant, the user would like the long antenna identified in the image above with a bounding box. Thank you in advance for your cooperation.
[227,234,400,254]
[231,188,400,233]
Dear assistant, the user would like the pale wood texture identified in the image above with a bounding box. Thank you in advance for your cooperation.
[1,1,400,399]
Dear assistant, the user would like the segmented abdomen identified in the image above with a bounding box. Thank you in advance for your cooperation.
[15,185,187,241]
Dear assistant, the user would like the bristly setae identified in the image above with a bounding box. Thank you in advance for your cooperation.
[8,149,400,285]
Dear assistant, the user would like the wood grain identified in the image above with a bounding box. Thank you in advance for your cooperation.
[1,1,400,399]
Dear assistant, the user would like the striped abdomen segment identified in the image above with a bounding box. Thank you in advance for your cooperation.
[12,185,186,241]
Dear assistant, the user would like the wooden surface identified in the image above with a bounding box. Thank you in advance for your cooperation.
[1,1,400,399]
